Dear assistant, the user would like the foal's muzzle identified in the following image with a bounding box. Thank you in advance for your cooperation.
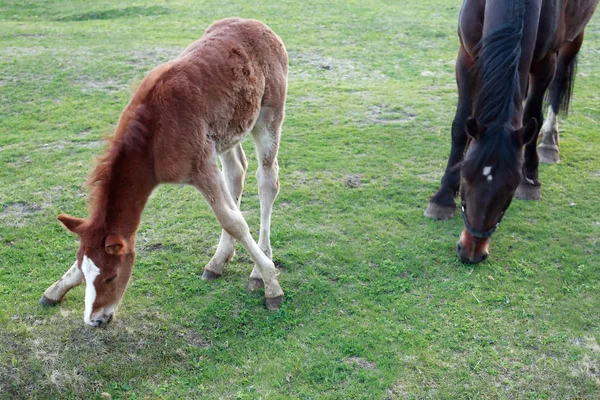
[89,313,114,328]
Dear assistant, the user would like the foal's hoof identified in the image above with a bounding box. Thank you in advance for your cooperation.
[39,295,59,307]
[424,202,456,220]
[515,182,541,200]
[201,270,222,281]
[265,295,284,310]
[538,144,560,164]
[248,277,264,292]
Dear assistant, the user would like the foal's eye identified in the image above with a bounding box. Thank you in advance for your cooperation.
[105,275,117,283]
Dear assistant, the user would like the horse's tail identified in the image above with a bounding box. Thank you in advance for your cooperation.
[472,0,526,125]
[548,55,578,116]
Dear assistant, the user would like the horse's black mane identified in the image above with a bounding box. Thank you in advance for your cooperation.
[464,1,527,179]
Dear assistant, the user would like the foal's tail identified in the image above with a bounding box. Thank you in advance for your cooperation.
[548,55,578,116]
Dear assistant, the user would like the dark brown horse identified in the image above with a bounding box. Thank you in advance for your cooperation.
[425,0,598,263]
[40,18,288,327]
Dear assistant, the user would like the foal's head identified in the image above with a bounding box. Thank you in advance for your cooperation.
[58,214,134,327]
[457,118,537,263]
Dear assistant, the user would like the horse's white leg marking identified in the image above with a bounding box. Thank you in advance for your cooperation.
[42,261,83,302]
[194,152,283,299]
[541,106,559,146]
[204,144,248,275]
[81,255,100,325]
[249,107,281,281]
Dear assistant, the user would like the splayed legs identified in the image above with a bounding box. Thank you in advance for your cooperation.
[194,146,283,310]
[202,144,248,280]
[39,261,83,306]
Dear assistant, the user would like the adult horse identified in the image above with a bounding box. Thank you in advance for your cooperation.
[40,18,288,327]
[425,0,598,263]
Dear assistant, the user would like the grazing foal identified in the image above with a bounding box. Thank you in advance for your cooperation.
[40,18,288,326]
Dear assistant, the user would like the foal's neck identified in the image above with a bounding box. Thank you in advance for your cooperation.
[90,148,157,239]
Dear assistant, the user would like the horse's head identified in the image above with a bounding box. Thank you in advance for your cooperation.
[58,214,134,327]
[457,117,537,263]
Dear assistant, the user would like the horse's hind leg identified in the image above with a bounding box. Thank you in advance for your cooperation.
[538,32,584,164]
[193,153,284,309]
[39,261,83,306]
[201,144,248,280]
[247,106,282,291]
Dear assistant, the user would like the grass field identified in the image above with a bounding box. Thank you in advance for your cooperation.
[1,0,600,398]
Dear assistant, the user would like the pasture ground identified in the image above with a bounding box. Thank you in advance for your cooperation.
[1,0,599,398]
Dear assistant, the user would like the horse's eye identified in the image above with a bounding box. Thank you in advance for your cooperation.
[105,275,117,283]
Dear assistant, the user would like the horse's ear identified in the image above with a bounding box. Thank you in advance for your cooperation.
[465,118,482,139]
[105,234,126,256]
[515,118,538,146]
[57,214,85,234]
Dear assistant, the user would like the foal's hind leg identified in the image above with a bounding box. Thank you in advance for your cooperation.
[538,32,584,164]
[39,261,83,306]
[247,107,282,291]
[194,153,284,309]
[202,144,248,280]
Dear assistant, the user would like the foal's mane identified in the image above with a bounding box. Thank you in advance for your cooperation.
[464,0,527,180]
[85,63,173,231]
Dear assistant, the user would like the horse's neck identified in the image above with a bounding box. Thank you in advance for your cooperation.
[91,151,157,238]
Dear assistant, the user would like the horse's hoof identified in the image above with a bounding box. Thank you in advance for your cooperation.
[538,144,560,164]
[248,277,264,292]
[424,202,456,220]
[265,295,284,310]
[201,270,222,281]
[515,182,541,200]
[39,295,59,307]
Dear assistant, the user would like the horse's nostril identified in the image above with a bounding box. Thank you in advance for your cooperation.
[456,242,463,253]
[481,253,489,262]
[106,314,114,324]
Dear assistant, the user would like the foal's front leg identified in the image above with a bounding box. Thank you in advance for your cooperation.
[39,261,83,306]
[201,145,247,280]
[194,154,284,310]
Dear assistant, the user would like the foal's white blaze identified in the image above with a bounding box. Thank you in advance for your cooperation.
[81,255,100,325]
[483,166,493,182]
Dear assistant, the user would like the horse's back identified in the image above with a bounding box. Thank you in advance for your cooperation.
[137,19,288,182]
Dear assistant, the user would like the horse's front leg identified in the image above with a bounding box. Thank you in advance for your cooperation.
[39,261,83,306]
[425,46,474,220]
[516,54,557,200]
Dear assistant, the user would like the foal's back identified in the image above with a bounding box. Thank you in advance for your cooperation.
[127,18,288,183]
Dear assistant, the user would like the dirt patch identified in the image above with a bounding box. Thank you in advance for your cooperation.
[0,202,43,227]
[367,104,416,124]
[345,174,362,188]
[57,6,171,22]
[73,77,128,94]
[341,357,376,370]
[8,155,32,168]
[288,50,387,83]
[127,46,183,69]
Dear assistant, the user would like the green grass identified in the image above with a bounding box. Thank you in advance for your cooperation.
[1,0,599,398]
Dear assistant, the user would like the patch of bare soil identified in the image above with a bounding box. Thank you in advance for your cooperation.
[367,104,416,124]
[0,202,43,227]
[72,77,127,94]
[345,174,362,188]
[288,50,387,82]
[341,357,376,370]
[127,47,183,69]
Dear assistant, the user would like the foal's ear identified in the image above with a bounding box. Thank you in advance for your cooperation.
[57,214,85,234]
[105,234,127,256]
[465,118,482,140]
[514,118,538,147]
